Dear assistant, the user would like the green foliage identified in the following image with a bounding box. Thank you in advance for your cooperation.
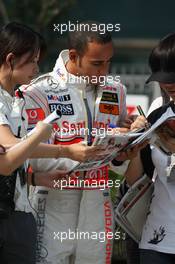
[0,0,76,29]
[0,0,77,70]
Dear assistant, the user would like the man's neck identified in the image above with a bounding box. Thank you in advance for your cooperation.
[65,60,79,76]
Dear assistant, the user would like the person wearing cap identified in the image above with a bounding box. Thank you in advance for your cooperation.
[122,32,175,264]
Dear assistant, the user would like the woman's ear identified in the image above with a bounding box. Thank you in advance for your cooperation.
[6,53,15,70]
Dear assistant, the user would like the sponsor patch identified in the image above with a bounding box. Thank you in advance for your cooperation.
[99,103,119,115]
[103,86,117,92]
[47,94,71,102]
[101,92,118,103]
[26,108,45,124]
[47,77,58,89]
[44,88,69,94]
[56,68,67,81]
[49,103,74,115]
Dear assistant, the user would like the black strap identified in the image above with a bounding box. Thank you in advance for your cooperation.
[140,145,155,179]
[84,98,93,146]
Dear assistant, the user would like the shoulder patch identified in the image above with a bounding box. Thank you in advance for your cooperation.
[47,76,59,89]
[20,73,59,93]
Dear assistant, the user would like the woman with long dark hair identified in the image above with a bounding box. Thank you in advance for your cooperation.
[0,22,100,264]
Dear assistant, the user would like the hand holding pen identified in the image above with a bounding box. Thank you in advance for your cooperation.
[137,105,151,129]
[137,105,146,118]
[130,105,149,130]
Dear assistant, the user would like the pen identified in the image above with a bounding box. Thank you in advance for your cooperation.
[137,105,151,129]
[137,105,146,118]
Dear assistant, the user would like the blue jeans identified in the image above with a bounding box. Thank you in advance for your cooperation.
[140,249,175,264]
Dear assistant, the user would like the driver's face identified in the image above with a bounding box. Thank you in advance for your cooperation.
[75,41,114,84]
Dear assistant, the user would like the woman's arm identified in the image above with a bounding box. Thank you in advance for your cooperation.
[0,124,101,163]
[124,151,144,186]
[0,122,52,175]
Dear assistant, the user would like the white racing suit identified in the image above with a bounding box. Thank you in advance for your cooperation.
[20,50,127,264]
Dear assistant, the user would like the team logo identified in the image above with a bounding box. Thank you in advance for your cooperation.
[47,94,71,102]
[99,103,119,115]
[103,86,117,92]
[44,88,69,94]
[26,108,46,124]
[49,103,74,115]
[47,77,58,89]
[56,68,66,82]
[101,92,118,103]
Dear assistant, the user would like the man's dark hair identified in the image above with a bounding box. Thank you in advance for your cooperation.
[0,22,46,66]
[68,21,112,55]
[149,32,175,73]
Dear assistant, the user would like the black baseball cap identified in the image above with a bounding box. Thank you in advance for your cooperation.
[146,71,175,84]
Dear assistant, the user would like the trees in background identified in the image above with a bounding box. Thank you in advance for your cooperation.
[0,0,76,71]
